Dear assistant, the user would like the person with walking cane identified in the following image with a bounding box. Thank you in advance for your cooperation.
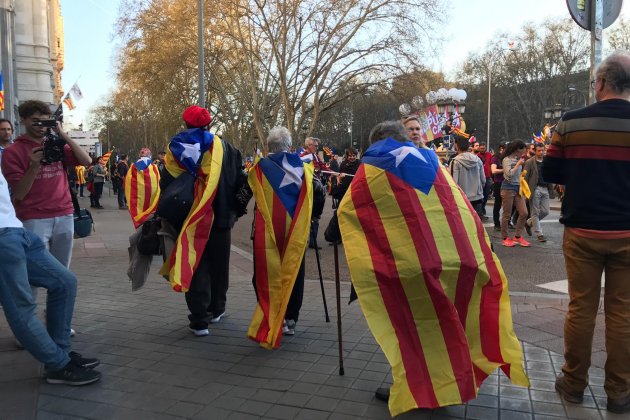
[243,127,325,347]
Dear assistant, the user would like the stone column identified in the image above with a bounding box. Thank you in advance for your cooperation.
[0,0,18,125]
[15,0,54,103]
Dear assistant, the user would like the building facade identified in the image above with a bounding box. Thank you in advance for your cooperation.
[0,0,63,130]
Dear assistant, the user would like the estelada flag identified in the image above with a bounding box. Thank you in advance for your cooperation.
[124,157,161,228]
[337,138,529,416]
[101,151,113,166]
[247,153,313,349]
[159,129,224,292]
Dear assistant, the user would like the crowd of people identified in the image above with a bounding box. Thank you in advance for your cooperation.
[1,51,629,415]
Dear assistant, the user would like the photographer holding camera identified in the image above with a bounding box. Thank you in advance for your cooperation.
[1,100,91,269]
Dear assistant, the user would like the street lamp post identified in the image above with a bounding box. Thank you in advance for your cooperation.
[197,0,205,106]
[568,87,587,108]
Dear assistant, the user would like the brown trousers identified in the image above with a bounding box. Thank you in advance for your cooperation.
[562,228,630,399]
[500,188,527,239]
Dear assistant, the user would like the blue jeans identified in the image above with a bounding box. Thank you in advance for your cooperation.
[0,228,75,371]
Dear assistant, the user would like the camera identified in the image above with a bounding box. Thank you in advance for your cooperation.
[36,119,66,165]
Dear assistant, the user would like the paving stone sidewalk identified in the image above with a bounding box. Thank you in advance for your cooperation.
[0,195,615,420]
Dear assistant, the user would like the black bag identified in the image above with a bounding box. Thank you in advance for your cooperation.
[69,182,94,238]
[74,209,94,238]
[137,218,162,255]
[156,172,196,228]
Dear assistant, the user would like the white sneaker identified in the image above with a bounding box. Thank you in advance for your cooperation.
[283,319,296,336]
[188,327,209,337]
[70,328,76,337]
[209,311,225,324]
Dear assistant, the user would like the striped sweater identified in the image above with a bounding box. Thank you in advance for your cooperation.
[541,99,630,230]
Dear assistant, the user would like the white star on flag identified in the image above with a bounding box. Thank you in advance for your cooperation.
[180,143,201,163]
[279,155,304,188]
[389,146,427,167]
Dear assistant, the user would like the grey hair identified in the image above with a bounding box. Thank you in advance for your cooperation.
[305,136,320,147]
[266,127,292,153]
[368,121,410,144]
[596,50,630,94]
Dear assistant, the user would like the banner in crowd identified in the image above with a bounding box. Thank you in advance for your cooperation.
[337,138,529,416]
[418,104,466,144]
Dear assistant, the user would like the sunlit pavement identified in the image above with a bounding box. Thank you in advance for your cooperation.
[0,190,615,419]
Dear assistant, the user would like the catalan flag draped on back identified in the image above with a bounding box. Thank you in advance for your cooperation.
[337,138,528,417]
[248,153,313,349]
[124,157,161,228]
[159,128,224,292]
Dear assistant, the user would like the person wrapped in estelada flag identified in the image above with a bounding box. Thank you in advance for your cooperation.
[124,147,161,228]
[156,105,247,336]
[335,121,529,416]
[242,127,325,349]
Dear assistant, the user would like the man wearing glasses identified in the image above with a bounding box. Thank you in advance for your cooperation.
[543,50,630,415]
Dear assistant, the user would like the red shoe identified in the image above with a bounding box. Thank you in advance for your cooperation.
[514,236,531,247]
[502,238,516,247]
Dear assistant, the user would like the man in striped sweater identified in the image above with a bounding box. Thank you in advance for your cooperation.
[542,50,630,415]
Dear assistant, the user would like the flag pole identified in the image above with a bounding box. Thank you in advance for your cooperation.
[311,223,330,322]
[334,241,344,375]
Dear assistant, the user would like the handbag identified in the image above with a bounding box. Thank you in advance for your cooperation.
[156,172,196,229]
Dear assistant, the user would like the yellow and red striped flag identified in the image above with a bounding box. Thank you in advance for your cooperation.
[101,151,113,166]
[0,73,4,111]
[337,138,529,416]
[159,129,224,292]
[247,153,314,349]
[124,157,161,228]
[63,94,76,110]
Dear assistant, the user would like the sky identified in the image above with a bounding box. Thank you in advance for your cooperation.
[59,0,629,129]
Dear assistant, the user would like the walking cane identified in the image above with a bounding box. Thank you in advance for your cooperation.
[334,241,344,375]
[311,222,330,323]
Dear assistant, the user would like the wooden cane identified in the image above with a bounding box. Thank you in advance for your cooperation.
[334,241,344,375]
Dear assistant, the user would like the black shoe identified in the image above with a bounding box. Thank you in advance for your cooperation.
[69,351,100,369]
[119,206,128,210]
[46,362,101,386]
[309,244,322,250]
[608,394,630,414]
[95,205,104,209]
[493,225,501,231]
[374,387,390,402]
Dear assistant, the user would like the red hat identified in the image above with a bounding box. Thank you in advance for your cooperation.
[182,105,212,128]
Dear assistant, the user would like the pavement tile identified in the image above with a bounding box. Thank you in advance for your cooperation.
[165,401,204,417]
[264,404,303,419]
[296,407,334,419]
[563,404,603,419]
[531,401,566,417]
[500,397,533,412]
[499,410,534,420]
[465,405,498,420]
[304,395,339,411]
